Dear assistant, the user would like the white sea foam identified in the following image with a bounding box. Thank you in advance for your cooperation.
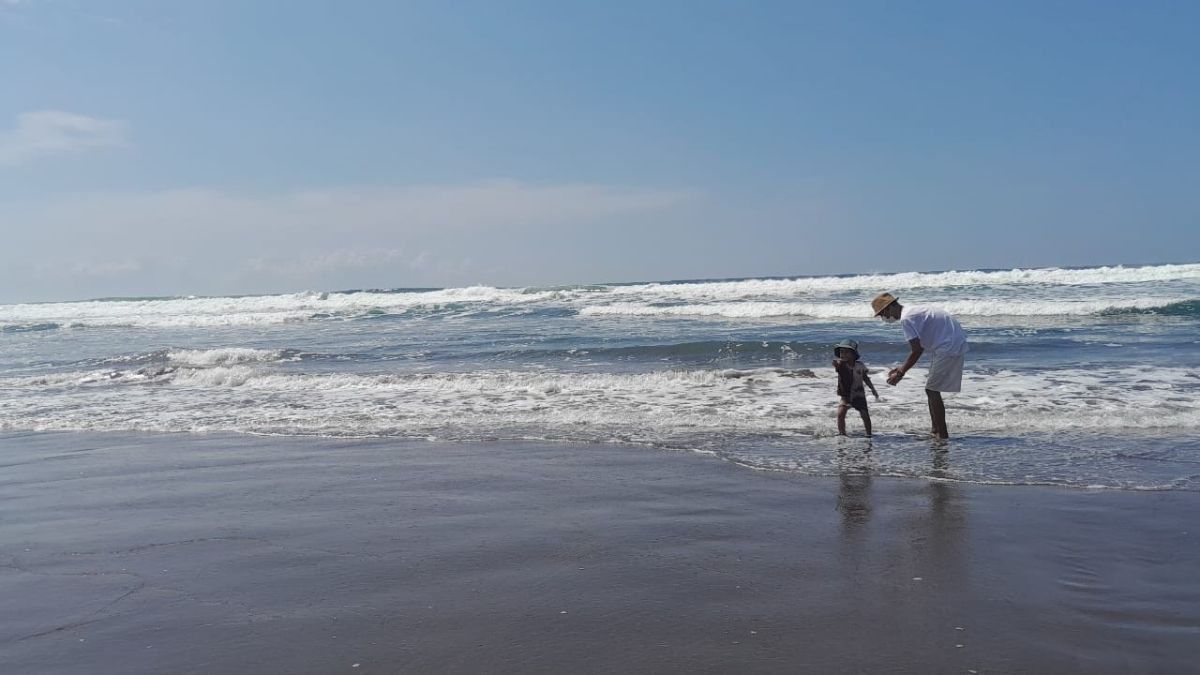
[5,354,1198,489]
[165,347,294,367]
[4,363,1197,440]
[607,263,1200,299]
[579,297,1194,319]
[0,287,552,328]
[2,263,1197,328]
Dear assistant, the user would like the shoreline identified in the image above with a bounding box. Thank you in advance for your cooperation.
[2,431,1197,674]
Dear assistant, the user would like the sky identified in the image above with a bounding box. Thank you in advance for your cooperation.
[1,0,1197,302]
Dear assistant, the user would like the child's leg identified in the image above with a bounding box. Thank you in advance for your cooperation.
[859,408,872,437]
[837,403,848,435]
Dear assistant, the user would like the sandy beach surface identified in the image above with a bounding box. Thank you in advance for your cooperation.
[1,431,1197,674]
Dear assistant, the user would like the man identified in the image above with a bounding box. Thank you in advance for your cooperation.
[872,293,968,439]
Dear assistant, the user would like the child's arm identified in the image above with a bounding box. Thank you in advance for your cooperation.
[864,370,879,399]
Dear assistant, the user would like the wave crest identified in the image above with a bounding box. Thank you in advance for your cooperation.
[2,263,1198,328]
[579,297,1198,319]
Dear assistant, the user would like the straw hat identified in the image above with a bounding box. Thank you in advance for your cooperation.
[871,292,898,316]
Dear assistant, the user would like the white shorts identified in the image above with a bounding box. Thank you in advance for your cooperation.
[926,353,964,393]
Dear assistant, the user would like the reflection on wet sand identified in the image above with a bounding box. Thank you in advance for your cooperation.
[930,440,951,479]
[835,441,970,591]
[835,442,874,528]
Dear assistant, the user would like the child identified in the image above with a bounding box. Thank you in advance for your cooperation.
[832,339,879,436]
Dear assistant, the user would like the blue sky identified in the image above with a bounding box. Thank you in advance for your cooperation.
[1,0,1197,301]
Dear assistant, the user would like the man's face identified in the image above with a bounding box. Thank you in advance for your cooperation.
[878,305,900,323]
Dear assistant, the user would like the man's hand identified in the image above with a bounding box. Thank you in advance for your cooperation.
[886,367,904,386]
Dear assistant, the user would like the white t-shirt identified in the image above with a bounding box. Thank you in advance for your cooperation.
[901,305,968,357]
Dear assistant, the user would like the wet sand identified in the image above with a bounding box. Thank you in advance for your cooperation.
[1,431,1197,674]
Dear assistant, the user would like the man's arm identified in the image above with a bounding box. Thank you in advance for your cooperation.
[887,338,924,385]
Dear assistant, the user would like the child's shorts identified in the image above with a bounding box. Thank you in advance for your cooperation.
[840,396,869,413]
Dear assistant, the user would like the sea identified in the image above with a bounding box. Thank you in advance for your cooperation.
[3,263,1199,491]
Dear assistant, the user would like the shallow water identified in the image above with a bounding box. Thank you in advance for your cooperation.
[2,263,1198,489]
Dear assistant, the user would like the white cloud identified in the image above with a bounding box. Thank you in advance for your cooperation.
[32,258,143,279]
[0,110,127,166]
[245,248,414,276]
[0,180,698,300]
[241,248,483,288]
[16,180,694,238]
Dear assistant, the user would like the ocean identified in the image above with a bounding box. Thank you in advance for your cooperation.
[3,263,1199,491]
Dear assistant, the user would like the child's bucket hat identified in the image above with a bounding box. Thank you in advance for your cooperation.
[834,339,860,358]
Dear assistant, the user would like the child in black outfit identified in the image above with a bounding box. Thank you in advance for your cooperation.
[832,339,879,436]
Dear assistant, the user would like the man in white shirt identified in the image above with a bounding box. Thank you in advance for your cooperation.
[871,293,968,439]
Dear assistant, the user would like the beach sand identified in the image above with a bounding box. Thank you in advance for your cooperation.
[1,432,1197,674]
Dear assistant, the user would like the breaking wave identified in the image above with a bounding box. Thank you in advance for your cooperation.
[578,297,1198,319]
[4,362,1197,439]
[2,263,1198,329]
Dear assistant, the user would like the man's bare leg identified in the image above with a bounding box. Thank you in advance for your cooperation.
[926,389,948,439]
[860,409,872,437]
[837,404,849,436]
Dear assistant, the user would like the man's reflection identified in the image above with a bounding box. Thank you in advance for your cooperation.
[930,440,951,478]
[834,440,969,581]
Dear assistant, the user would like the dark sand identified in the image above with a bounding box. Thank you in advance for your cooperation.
[1,432,1197,675]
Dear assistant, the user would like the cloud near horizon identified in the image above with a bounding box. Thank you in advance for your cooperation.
[0,111,127,166]
[2,180,698,301]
